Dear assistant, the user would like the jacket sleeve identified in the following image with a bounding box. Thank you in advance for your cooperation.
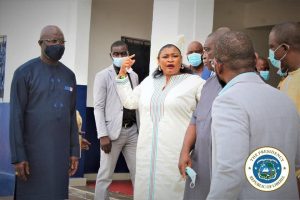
[196,77,205,102]
[93,72,109,139]
[9,69,28,164]
[116,76,141,110]
[207,95,250,200]
[69,73,80,157]
[132,72,139,87]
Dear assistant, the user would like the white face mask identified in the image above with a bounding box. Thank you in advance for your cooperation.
[112,57,124,68]
[185,166,197,189]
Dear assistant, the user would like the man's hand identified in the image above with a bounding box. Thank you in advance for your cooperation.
[100,136,112,153]
[15,161,30,181]
[178,124,196,180]
[81,138,91,150]
[178,150,192,180]
[69,156,79,176]
[118,54,135,77]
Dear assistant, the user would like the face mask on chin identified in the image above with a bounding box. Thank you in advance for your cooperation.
[44,44,65,61]
[259,70,270,81]
[277,68,288,77]
[209,59,215,72]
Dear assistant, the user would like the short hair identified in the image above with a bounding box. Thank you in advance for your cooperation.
[214,31,256,71]
[271,21,300,51]
[110,40,128,52]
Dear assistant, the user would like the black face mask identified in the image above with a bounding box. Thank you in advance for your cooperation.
[44,44,65,61]
[216,73,227,88]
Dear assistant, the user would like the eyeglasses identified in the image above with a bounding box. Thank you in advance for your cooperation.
[40,39,66,45]
[111,51,129,57]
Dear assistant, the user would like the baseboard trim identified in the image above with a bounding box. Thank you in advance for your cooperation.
[84,173,130,181]
[69,177,87,186]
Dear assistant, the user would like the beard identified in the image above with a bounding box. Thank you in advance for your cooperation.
[216,74,227,88]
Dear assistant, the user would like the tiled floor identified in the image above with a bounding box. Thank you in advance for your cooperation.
[69,180,133,200]
[0,181,133,200]
[69,186,133,200]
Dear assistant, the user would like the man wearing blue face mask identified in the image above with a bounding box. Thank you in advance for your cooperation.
[93,40,139,200]
[10,25,80,200]
[186,41,211,80]
[269,22,300,115]
[179,27,230,200]
[256,57,270,81]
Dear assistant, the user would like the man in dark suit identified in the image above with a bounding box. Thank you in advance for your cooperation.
[10,25,79,200]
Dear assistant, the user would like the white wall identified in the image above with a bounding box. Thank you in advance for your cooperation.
[0,0,91,102]
[86,0,154,107]
[213,0,300,56]
[213,0,300,87]
[244,0,300,28]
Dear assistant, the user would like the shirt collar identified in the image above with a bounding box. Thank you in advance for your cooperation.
[218,72,257,96]
[288,67,300,75]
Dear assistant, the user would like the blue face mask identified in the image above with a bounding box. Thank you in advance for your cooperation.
[113,57,124,68]
[268,44,289,69]
[187,53,202,67]
[185,166,197,189]
[259,70,270,81]
[268,49,281,69]
[277,68,287,77]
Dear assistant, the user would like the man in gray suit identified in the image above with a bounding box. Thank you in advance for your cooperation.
[207,31,300,199]
[179,27,230,200]
[93,40,139,200]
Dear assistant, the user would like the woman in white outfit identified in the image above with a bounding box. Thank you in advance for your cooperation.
[116,44,205,200]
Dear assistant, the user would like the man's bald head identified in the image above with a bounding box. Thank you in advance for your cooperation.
[39,25,64,41]
[270,22,300,51]
[215,27,231,34]
[203,27,231,70]
[187,41,203,55]
[204,27,231,55]
[207,27,231,42]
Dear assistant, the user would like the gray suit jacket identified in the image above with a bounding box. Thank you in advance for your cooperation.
[93,65,139,140]
[208,73,300,200]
